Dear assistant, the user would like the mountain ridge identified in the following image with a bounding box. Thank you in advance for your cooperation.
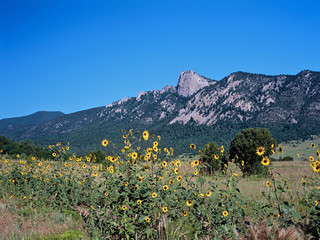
[1,69,319,155]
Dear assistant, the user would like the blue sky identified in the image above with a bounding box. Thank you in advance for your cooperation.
[1,0,319,120]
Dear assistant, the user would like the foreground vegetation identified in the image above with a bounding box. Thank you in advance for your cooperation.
[1,129,319,239]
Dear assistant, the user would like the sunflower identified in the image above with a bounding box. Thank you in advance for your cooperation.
[138,176,143,182]
[174,168,179,174]
[82,164,87,169]
[266,181,271,186]
[186,200,193,206]
[256,146,265,156]
[102,139,109,147]
[206,190,212,197]
[261,157,270,166]
[311,143,316,148]
[177,176,182,182]
[153,141,158,147]
[175,160,182,167]
[310,156,314,162]
[157,135,161,140]
[137,199,142,205]
[122,205,127,211]
[221,146,224,153]
[134,185,139,190]
[223,211,228,216]
[193,160,199,166]
[52,152,57,157]
[190,144,196,149]
[145,217,150,222]
[152,192,157,198]
[279,145,283,154]
[162,161,167,167]
[241,160,244,166]
[132,152,138,160]
[183,211,188,216]
[194,170,198,175]
[163,185,169,191]
[314,165,320,172]
[143,130,149,140]
[214,154,219,159]
[162,206,168,213]
[169,179,174,185]
[64,162,68,167]
[124,181,129,186]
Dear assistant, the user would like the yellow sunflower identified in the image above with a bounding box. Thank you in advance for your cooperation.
[266,181,271,186]
[190,144,196,149]
[256,146,265,156]
[163,185,169,191]
[186,200,193,206]
[132,152,138,160]
[261,157,270,166]
[223,211,228,216]
[143,130,149,140]
[102,139,109,147]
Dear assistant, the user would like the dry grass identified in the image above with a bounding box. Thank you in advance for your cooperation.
[0,199,86,240]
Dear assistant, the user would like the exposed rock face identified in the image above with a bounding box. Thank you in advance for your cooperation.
[176,70,212,97]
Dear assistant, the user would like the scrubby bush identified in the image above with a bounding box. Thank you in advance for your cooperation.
[200,142,226,174]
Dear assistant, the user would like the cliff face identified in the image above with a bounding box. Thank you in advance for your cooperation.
[176,70,214,97]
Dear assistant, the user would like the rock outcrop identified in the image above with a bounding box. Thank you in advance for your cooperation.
[176,70,212,97]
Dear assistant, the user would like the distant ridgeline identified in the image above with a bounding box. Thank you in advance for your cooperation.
[0,70,319,155]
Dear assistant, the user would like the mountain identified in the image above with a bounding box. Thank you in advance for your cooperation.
[0,70,319,155]
[0,111,65,137]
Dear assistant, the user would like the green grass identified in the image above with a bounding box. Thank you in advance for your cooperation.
[273,135,320,161]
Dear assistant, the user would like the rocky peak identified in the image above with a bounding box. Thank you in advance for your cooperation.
[160,85,177,94]
[176,70,211,97]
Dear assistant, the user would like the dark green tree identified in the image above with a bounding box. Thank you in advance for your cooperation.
[88,149,107,163]
[229,128,277,176]
[200,142,226,174]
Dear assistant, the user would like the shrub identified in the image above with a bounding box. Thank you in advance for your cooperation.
[200,142,225,174]
[279,156,294,161]
[229,128,277,176]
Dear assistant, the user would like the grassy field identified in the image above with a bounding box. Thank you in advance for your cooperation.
[272,135,320,161]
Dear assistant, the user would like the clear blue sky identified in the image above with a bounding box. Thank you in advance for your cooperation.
[1,0,319,120]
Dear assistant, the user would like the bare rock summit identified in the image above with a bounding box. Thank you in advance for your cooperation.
[176,70,212,97]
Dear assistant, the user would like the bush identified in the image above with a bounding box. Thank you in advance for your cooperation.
[200,142,226,174]
[229,128,277,176]
[279,156,294,161]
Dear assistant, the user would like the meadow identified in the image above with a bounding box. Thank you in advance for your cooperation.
[0,130,319,240]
